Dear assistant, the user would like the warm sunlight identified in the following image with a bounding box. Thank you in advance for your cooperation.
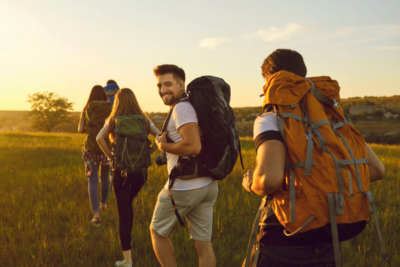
[1,1,399,266]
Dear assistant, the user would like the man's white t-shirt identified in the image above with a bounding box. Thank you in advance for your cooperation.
[164,100,212,191]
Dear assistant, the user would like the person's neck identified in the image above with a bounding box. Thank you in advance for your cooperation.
[169,92,187,109]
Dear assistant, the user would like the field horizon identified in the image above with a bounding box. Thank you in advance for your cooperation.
[1,132,399,266]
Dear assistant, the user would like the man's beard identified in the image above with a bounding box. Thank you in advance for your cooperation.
[160,90,184,106]
[161,93,179,105]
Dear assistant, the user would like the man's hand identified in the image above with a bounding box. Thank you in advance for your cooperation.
[155,131,168,152]
[242,169,254,193]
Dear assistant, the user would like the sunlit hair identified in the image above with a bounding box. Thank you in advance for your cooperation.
[261,49,307,78]
[153,64,185,82]
[106,88,150,141]
[80,85,108,123]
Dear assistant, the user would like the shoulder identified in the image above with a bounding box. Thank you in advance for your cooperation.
[173,101,195,114]
[253,112,279,139]
[172,101,197,119]
[171,101,198,128]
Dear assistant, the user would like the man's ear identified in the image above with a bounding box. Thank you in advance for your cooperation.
[179,79,185,91]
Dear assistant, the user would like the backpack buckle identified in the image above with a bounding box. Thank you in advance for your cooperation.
[333,99,339,109]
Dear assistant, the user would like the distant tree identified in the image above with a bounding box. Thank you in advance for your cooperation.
[372,110,384,120]
[27,92,74,132]
[352,100,375,106]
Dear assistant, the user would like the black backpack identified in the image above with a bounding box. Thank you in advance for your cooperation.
[164,76,243,227]
[187,76,243,179]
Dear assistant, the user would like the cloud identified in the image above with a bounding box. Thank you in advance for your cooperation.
[372,46,400,50]
[243,24,310,42]
[243,24,400,47]
[199,37,229,49]
[198,24,400,49]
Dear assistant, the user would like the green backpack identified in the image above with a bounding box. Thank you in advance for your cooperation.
[112,113,152,181]
[84,101,112,153]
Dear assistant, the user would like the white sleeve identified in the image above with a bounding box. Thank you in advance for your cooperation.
[253,113,279,139]
[171,102,198,129]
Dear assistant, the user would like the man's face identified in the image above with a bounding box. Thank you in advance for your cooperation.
[157,73,185,106]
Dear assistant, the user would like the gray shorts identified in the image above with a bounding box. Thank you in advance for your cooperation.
[150,180,218,241]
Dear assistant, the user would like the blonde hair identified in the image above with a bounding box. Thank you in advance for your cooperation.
[106,88,150,141]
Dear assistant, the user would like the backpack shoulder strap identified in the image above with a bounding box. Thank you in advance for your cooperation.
[161,95,190,134]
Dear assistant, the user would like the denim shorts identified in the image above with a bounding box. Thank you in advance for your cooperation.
[257,244,336,267]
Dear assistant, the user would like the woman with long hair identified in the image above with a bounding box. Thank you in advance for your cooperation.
[79,85,112,226]
[97,88,160,267]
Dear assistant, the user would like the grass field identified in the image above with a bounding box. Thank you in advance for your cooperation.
[0,132,399,267]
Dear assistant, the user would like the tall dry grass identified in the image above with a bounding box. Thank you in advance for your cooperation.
[0,132,398,266]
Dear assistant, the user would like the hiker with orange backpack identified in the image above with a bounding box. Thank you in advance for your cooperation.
[242,49,388,267]
[78,85,112,226]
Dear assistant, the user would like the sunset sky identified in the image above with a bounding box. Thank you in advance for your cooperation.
[1,0,399,113]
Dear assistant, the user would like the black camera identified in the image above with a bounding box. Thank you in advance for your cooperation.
[155,152,167,166]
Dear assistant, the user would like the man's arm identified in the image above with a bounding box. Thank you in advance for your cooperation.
[366,143,385,182]
[149,123,161,155]
[155,122,201,157]
[243,140,285,196]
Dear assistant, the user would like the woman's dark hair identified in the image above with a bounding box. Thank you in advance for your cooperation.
[106,79,117,85]
[153,64,185,82]
[81,85,108,120]
[261,49,307,78]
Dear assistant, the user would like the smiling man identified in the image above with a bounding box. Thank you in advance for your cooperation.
[150,64,218,267]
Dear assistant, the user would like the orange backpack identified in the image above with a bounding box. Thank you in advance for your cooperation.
[244,71,388,267]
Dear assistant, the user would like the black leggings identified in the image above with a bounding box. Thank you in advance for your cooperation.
[113,171,145,251]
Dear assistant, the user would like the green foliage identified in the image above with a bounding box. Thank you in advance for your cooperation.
[27,92,74,132]
[364,133,400,144]
[0,133,398,266]
[350,114,358,121]
[358,111,369,120]
[233,107,261,122]
[145,112,168,122]
[342,95,400,114]
[244,114,257,121]
[351,100,376,106]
